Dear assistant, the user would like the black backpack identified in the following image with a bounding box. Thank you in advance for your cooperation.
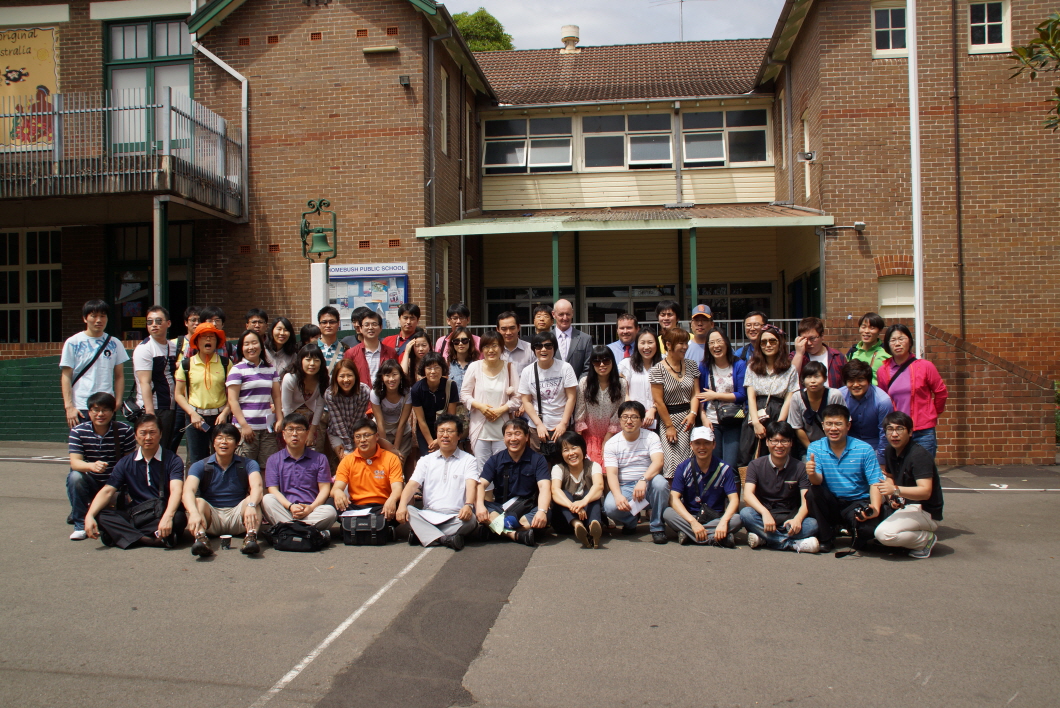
[270,521,329,552]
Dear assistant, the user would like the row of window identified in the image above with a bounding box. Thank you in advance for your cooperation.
[483,109,770,175]
[0,231,63,343]
[874,1,1009,57]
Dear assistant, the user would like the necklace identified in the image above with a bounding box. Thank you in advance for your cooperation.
[665,358,683,377]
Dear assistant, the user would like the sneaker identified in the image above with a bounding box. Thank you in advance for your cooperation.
[515,528,537,547]
[69,529,87,541]
[793,537,820,554]
[320,529,331,543]
[747,532,764,549]
[573,521,591,548]
[440,534,465,551]
[408,530,421,546]
[677,531,691,546]
[241,533,260,555]
[651,531,669,545]
[908,533,937,559]
[588,519,603,549]
[191,532,214,557]
[715,533,736,549]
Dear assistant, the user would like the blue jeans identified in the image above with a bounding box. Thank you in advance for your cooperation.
[714,424,741,469]
[912,427,937,459]
[67,470,105,531]
[739,507,819,550]
[603,476,670,533]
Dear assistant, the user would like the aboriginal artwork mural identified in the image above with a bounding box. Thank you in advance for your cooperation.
[1,27,60,148]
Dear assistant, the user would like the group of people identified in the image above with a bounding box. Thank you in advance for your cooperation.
[59,297,947,558]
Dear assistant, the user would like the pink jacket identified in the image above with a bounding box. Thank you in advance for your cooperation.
[876,357,948,431]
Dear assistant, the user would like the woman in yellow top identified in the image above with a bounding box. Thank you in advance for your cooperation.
[175,323,232,466]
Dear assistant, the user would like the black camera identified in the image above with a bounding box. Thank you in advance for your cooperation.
[851,503,873,521]
[889,491,906,509]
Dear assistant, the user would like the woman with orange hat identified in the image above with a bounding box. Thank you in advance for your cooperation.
[175,323,233,466]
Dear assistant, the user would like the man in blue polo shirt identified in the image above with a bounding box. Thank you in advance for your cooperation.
[66,392,137,540]
[663,426,742,547]
[83,415,186,549]
[476,418,550,546]
[806,403,886,554]
[183,423,263,557]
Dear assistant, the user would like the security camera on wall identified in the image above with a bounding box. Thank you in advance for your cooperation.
[795,151,817,162]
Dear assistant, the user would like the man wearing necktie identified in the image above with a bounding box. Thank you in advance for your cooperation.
[608,313,639,362]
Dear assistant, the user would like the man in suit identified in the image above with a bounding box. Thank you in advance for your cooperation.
[552,299,592,379]
[607,312,639,362]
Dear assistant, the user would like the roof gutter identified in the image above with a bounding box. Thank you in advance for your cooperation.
[754,0,815,87]
[483,93,772,112]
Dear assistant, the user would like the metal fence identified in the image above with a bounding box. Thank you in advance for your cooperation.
[0,88,243,216]
[426,319,801,350]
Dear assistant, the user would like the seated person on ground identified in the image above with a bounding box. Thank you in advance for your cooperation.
[873,411,943,559]
[262,413,338,534]
[476,418,551,547]
[806,404,886,554]
[663,426,742,547]
[331,417,403,523]
[739,421,819,553]
[183,423,263,557]
[397,414,479,551]
[83,415,186,549]
[67,392,136,540]
[549,431,606,549]
[602,401,670,545]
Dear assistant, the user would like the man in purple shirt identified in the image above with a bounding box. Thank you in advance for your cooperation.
[262,412,337,534]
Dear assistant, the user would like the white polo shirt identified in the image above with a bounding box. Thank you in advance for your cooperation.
[411,448,479,514]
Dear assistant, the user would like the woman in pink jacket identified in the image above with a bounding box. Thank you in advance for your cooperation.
[876,324,948,458]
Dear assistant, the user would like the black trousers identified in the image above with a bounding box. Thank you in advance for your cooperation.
[551,491,602,534]
[807,483,888,547]
[98,507,188,549]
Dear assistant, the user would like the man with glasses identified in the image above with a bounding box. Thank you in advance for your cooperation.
[519,332,578,452]
[805,404,886,554]
[400,414,479,550]
[496,311,534,378]
[66,392,137,540]
[133,306,178,448]
[343,310,396,388]
[245,308,269,337]
[60,299,128,429]
[183,422,263,556]
[739,421,819,552]
[331,417,403,523]
[83,415,186,549]
[602,401,669,544]
[790,316,847,388]
[316,306,346,371]
[735,311,768,362]
[262,413,337,533]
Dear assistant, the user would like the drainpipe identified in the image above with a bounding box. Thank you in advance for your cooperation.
[784,64,794,203]
[153,196,169,308]
[673,101,683,204]
[907,0,926,357]
[428,30,452,324]
[950,0,966,339]
[192,40,249,224]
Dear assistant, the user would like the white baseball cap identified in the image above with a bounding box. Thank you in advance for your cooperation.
[690,426,715,442]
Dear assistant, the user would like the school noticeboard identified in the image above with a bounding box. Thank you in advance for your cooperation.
[1,27,60,149]
[328,263,408,330]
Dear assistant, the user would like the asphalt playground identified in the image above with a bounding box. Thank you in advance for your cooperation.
[2,441,1058,708]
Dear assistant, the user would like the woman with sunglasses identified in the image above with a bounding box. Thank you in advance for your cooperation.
[649,327,702,479]
[518,331,578,455]
[740,324,799,465]
[460,331,521,468]
[574,345,627,465]
[875,324,948,459]
[618,328,661,431]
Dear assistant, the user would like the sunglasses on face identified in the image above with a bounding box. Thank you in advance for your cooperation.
[760,338,779,346]
[591,359,610,366]
[533,343,555,350]
[453,338,471,345]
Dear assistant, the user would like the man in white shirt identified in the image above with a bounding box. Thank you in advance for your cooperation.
[602,401,670,544]
[397,414,479,550]
[60,299,129,429]
[133,305,178,448]
[496,310,534,378]
[551,299,592,378]
[518,331,578,451]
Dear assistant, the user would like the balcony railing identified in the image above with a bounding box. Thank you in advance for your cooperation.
[0,88,243,217]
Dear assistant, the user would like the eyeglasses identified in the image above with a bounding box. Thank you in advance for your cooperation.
[766,438,792,445]
[533,343,555,350]
[759,338,779,346]
[803,335,820,342]
[453,338,471,345]
[284,427,308,434]
[885,426,909,434]
[619,414,642,422]
[319,319,339,326]
[145,318,165,325]
[591,359,610,366]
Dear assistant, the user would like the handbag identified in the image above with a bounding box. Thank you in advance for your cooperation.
[129,497,166,528]
[271,520,329,552]
[708,365,745,429]
[340,510,393,546]
[122,399,145,426]
[533,364,561,460]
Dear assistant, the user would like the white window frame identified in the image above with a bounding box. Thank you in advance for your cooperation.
[968,0,1010,54]
[878,275,915,318]
[579,112,675,171]
[482,116,574,174]
[680,108,771,169]
[439,68,449,155]
[0,228,63,343]
[871,0,908,58]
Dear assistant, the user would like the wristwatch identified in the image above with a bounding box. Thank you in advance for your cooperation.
[246,502,256,508]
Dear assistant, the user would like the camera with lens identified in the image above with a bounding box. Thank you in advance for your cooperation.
[888,491,906,509]
[851,502,873,521]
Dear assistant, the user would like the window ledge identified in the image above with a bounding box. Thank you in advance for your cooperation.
[968,45,1010,55]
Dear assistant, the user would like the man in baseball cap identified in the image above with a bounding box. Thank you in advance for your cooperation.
[686,304,714,363]
[663,425,742,546]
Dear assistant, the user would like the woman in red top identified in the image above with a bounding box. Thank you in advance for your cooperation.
[876,324,948,459]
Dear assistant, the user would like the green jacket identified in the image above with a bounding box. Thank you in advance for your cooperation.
[847,340,891,384]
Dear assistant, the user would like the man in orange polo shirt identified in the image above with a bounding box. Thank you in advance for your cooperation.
[331,417,403,520]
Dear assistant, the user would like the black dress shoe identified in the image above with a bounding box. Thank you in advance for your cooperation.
[241,533,260,555]
[515,529,537,547]
[66,513,74,525]
[408,531,421,546]
[191,533,214,556]
[651,531,669,545]
[440,534,465,551]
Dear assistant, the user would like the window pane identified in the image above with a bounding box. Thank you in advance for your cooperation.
[583,115,625,133]
[584,135,624,167]
[728,130,767,162]
[180,23,192,55]
[155,22,168,56]
[484,140,526,166]
[629,134,671,163]
[892,29,906,49]
[38,232,49,264]
[684,133,724,161]
[39,271,50,303]
[484,120,525,137]
[8,271,18,304]
[529,117,571,135]
[730,282,772,295]
[987,2,1002,22]
[0,234,7,266]
[683,112,723,130]
[110,25,125,60]
[0,273,7,304]
[727,109,767,127]
[970,3,985,23]
[876,30,891,50]
[987,23,1003,43]
[9,310,19,343]
[8,235,17,266]
[27,310,38,343]
[51,231,61,264]
[26,232,36,265]
[875,9,891,29]
[628,113,670,132]
[52,270,61,302]
[136,24,149,58]
[170,22,182,55]
[891,9,906,28]
[26,271,37,303]
[528,138,571,165]
[971,25,986,44]
[51,308,62,342]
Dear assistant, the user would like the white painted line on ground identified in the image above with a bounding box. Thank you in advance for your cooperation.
[248,547,433,708]
[0,456,69,463]
[942,487,1060,492]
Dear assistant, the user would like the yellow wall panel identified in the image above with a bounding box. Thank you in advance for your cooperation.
[683,167,777,204]
[482,232,576,287]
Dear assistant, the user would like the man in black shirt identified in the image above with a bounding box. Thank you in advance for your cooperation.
[873,411,943,558]
[476,418,550,546]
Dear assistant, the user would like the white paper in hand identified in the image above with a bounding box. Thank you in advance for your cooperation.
[488,514,506,535]
[417,509,457,525]
[501,497,519,511]
[628,497,649,516]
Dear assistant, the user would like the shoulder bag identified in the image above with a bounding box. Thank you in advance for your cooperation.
[708,365,745,429]
[72,333,113,386]
[340,506,393,546]
[271,520,329,551]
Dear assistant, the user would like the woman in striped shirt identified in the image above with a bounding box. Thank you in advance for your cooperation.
[226,330,283,468]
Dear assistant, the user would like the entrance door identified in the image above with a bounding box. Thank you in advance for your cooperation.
[583,285,678,324]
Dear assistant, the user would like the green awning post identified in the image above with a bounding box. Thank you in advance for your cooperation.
[552,231,560,303]
[689,227,698,309]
